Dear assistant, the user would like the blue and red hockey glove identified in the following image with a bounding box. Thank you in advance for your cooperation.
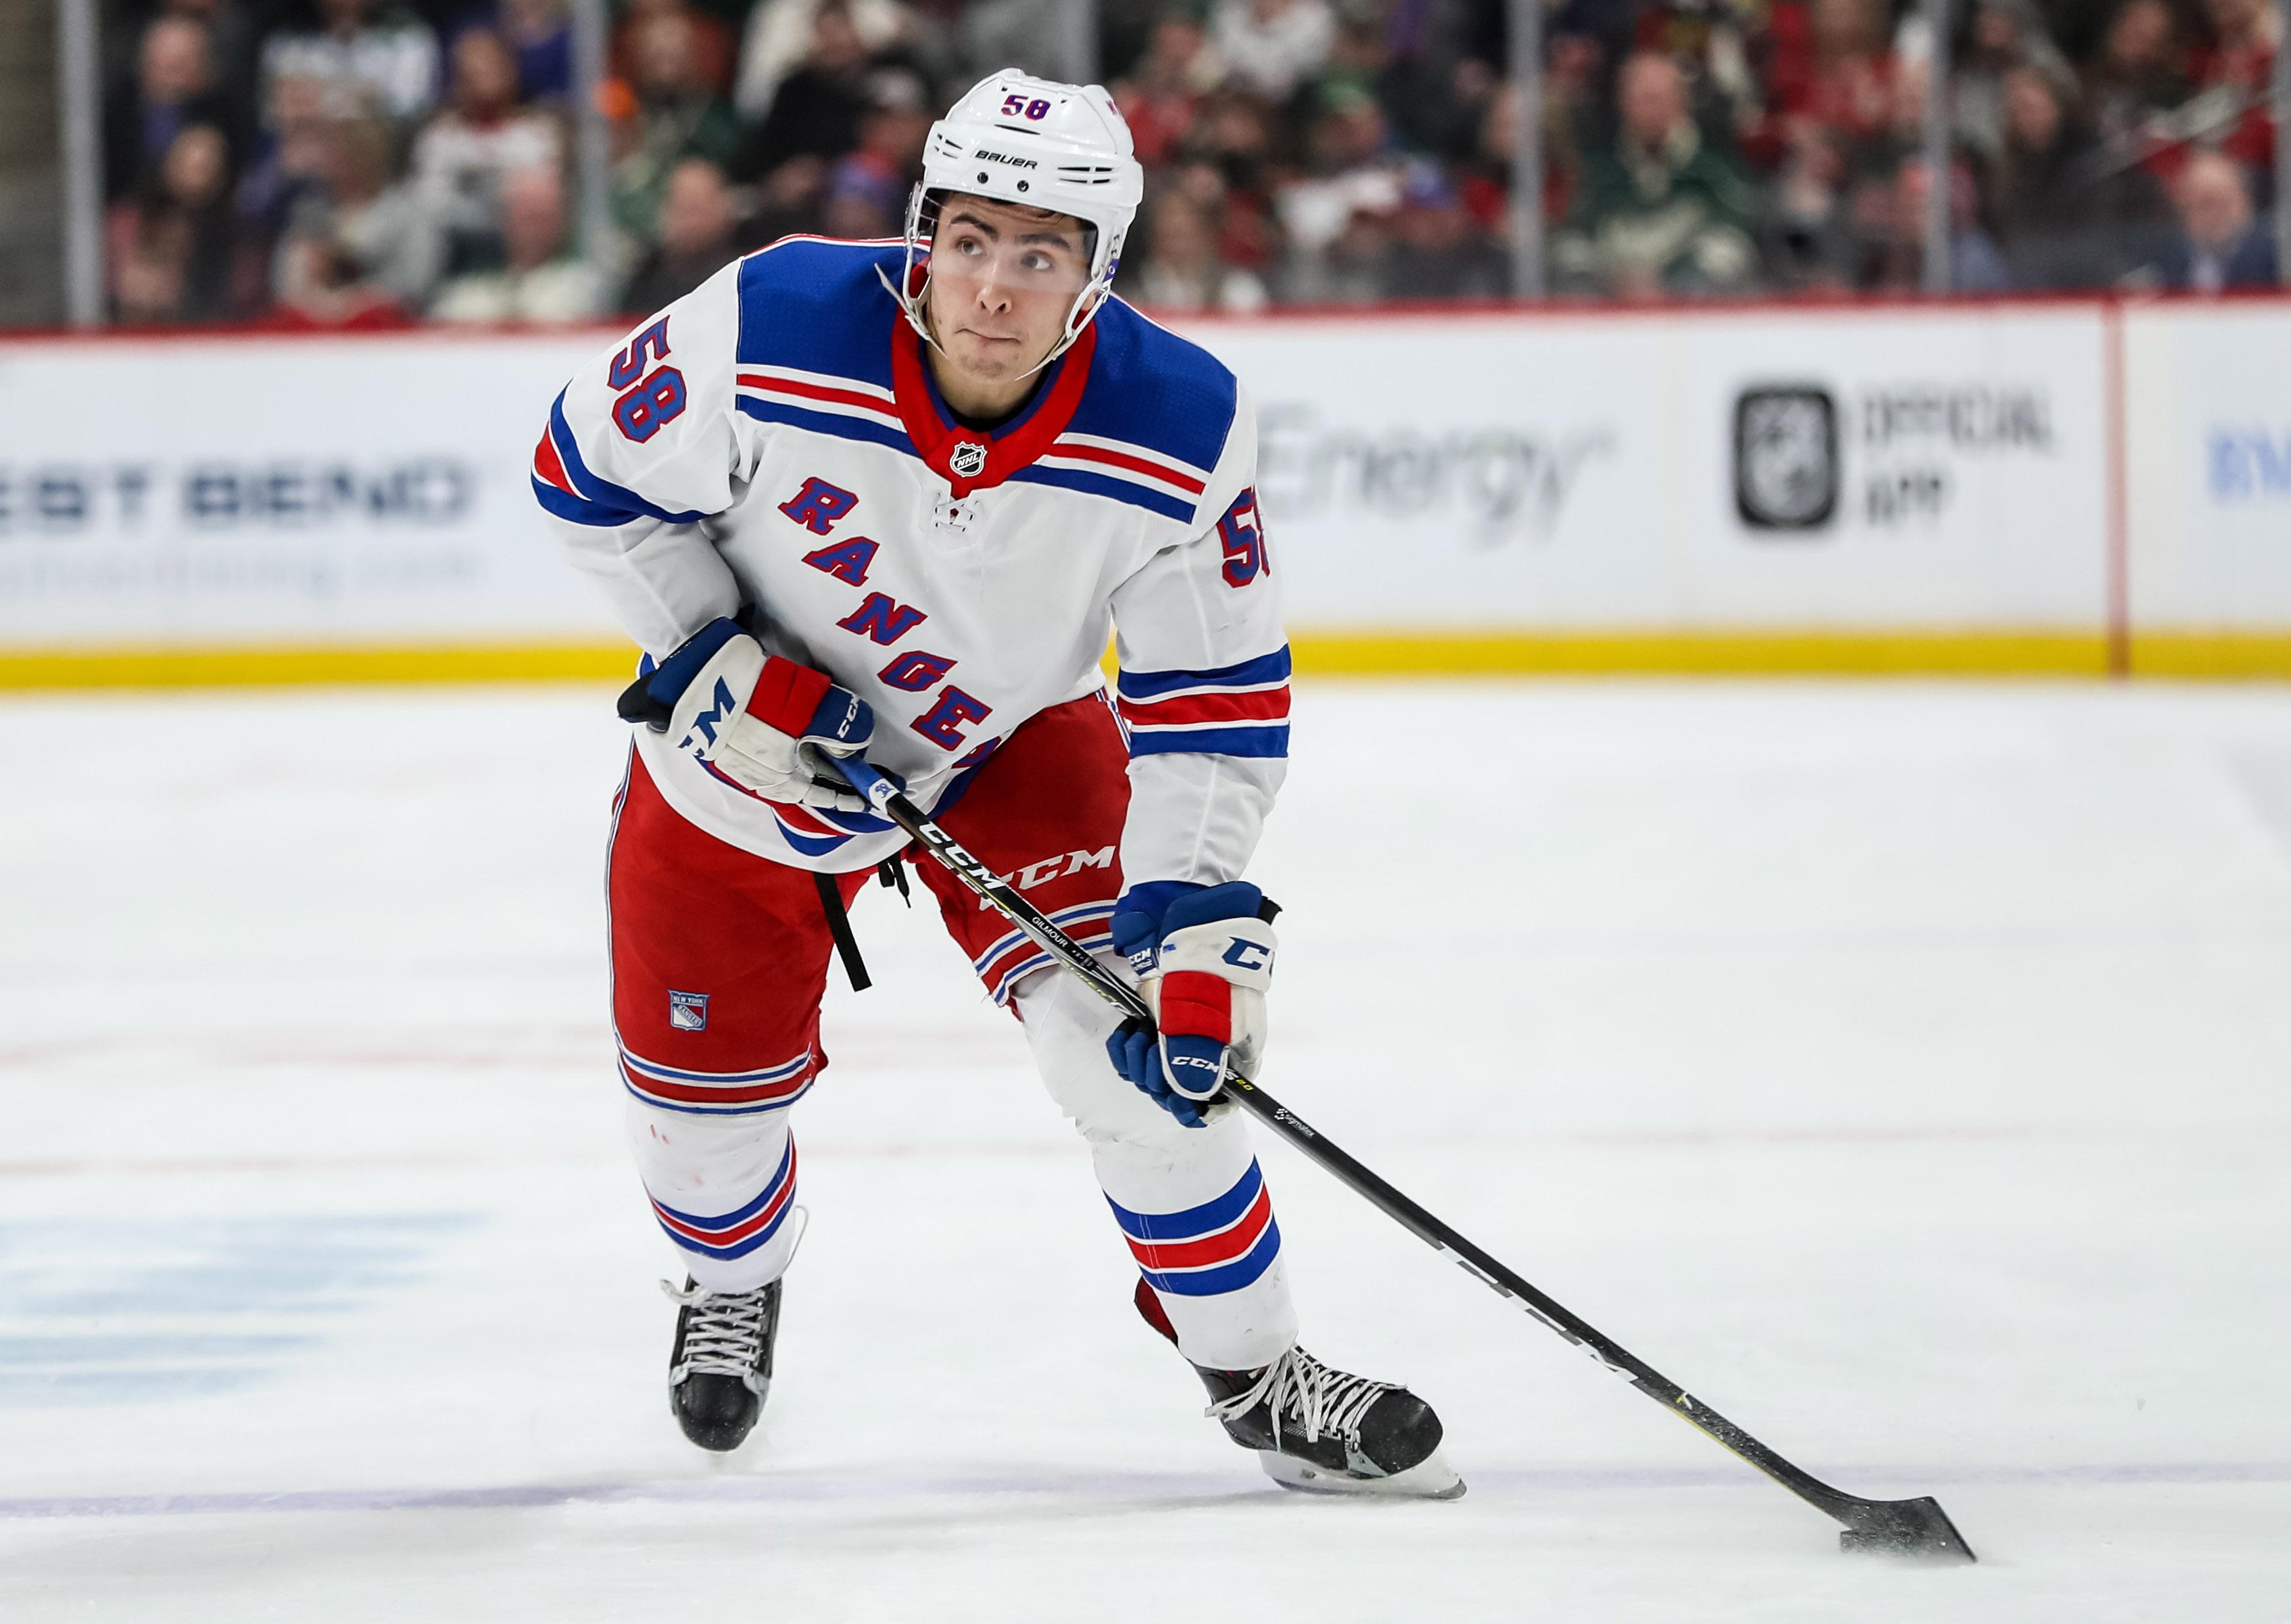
[1106,881,1280,1129]
[619,618,875,811]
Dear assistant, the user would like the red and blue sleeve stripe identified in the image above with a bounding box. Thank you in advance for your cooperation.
[1106,1160,1282,1297]
[1114,647,1291,760]
[530,389,710,528]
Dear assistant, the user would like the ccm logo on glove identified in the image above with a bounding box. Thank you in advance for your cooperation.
[1222,939,1271,972]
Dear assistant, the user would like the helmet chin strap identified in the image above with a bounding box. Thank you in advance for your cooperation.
[878,260,943,355]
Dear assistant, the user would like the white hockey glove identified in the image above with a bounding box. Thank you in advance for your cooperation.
[1106,882,1279,1129]
[617,618,874,812]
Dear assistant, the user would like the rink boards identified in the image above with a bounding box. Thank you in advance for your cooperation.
[1,297,2288,684]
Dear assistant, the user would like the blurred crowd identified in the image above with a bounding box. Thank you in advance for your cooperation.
[99,0,2286,326]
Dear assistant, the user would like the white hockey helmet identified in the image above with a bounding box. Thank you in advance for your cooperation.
[895,70,1145,368]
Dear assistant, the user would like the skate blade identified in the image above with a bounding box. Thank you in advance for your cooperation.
[1257,1448,1467,1501]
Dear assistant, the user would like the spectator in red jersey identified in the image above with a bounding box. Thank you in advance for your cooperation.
[1450,73,1564,251]
[1189,89,1284,276]
[2084,0,2192,174]
[1793,0,1897,151]
[1766,47,1921,291]
[2185,0,2281,182]
[612,0,738,98]
[1738,0,1896,247]
[1627,0,1775,165]
[1115,15,1219,169]
[1724,0,1815,171]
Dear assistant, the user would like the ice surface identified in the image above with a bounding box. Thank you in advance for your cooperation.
[2,680,2288,1622]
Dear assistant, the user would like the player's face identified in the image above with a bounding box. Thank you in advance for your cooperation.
[924,196,1092,397]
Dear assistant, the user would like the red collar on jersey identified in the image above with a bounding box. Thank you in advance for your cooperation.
[889,314,1098,498]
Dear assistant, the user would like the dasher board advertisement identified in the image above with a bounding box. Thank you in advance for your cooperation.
[2123,303,2291,629]
[1189,306,2109,631]
[0,334,610,647]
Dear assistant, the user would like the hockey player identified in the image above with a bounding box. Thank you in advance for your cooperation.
[534,70,1460,1499]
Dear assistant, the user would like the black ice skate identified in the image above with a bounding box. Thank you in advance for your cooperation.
[1134,1280,1464,1500]
[663,1276,783,1451]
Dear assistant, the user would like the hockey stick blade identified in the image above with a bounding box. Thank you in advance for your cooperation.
[804,745,1977,1565]
[1834,1495,1978,1563]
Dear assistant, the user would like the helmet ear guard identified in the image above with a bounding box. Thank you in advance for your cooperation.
[890,70,1144,374]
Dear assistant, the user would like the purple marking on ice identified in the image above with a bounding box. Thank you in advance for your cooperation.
[1,1461,2286,1522]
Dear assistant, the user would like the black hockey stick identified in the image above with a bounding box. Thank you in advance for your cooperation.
[805,745,1975,1563]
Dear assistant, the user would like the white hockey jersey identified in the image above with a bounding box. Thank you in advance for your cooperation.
[535,238,1288,890]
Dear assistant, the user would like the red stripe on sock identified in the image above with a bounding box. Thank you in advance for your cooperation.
[1124,1185,1273,1273]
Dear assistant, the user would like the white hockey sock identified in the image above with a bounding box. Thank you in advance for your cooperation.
[1012,966,1299,1371]
[624,1100,804,1294]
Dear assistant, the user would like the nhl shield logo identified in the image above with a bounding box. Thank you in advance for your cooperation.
[949,441,988,480]
[1735,386,1839,532]
[668,990,709,1032]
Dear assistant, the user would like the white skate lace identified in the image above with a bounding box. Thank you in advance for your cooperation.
[660,1279,771,1381]
[1204,1346,1392,1450]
